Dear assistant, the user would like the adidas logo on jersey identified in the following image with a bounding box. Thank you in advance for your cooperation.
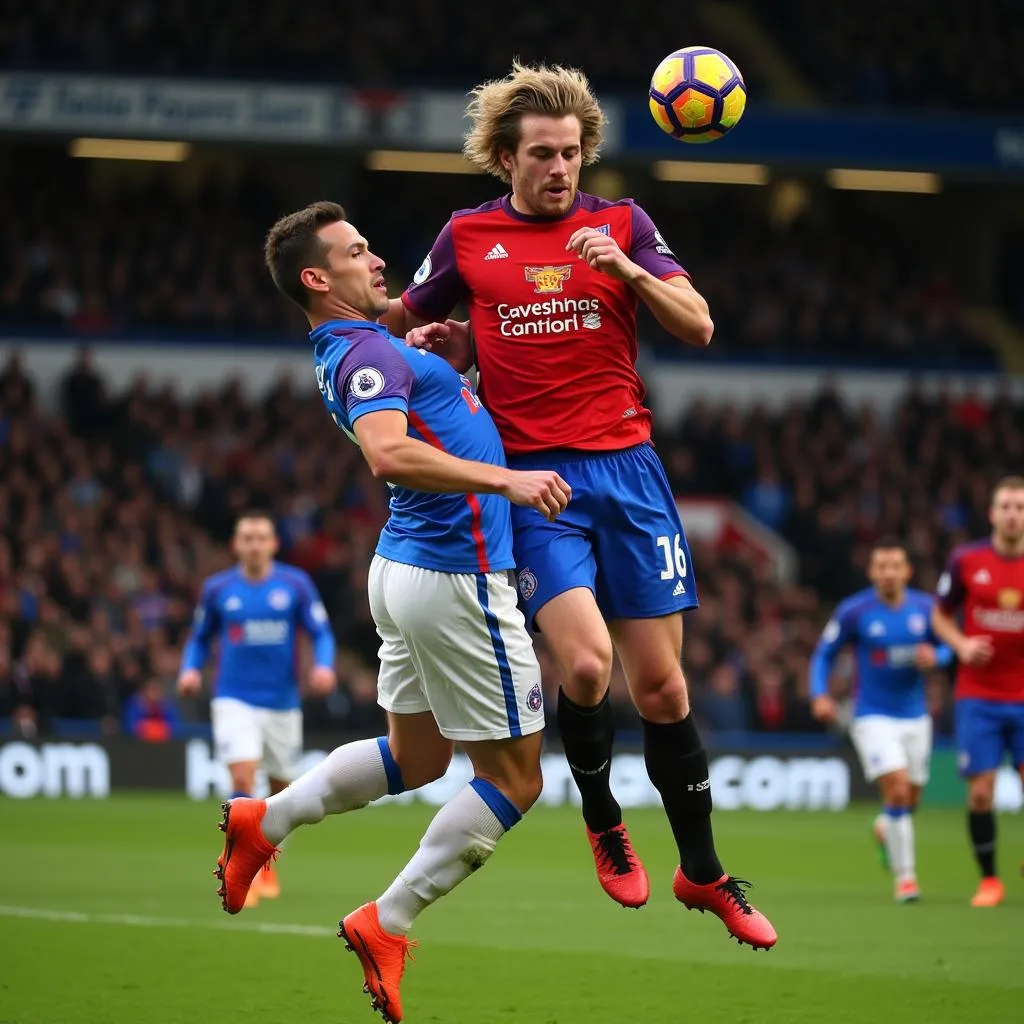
[672,580,686,597]
[973,569,992,584]
[484,243,509,260]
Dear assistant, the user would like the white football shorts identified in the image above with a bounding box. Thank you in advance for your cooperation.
[850,713,933,785]
[210,696,303,781]
[369,555,545,741]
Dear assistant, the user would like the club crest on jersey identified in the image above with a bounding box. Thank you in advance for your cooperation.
[525,264,573,294]
[998,588,1022,609]
[268,589,291,610]
[350,367,385,399]
[907,613,927,635]
[527,684,544,712]
[518,567,538,600]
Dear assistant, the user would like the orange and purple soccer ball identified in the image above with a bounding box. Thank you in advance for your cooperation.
[649,46,747,143]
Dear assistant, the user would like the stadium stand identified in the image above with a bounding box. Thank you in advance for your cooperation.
[7,349,1015,742]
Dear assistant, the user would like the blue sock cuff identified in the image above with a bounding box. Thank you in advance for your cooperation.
[884,805,908,818]
[377,736,406,796]
[470,777,522,831]
[229,790,251,799]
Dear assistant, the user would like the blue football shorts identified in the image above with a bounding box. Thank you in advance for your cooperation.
[506,442,698,628]
[955,697,1024,776]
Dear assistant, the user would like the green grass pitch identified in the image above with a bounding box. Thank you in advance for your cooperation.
[2,796,1023,1023]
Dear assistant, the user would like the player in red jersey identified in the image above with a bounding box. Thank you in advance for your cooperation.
[932,476,1024,907]
[383,62,776,949]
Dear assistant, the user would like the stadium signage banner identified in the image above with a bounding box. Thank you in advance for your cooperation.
[0,74,332,142]
[0,738,872,810]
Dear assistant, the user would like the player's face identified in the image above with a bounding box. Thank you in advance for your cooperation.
[868,547,911,599]
[990,487,1024,544]
[313,219,389,318]
[233,518,278,575]
[502,114,583,218]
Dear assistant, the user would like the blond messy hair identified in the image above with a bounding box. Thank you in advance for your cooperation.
[463,60,606,182]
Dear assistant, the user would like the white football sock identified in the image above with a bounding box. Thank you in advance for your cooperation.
[376,780,521,936]
[884,808,914,880]
[261,738,392,846]
[894,813,916,881]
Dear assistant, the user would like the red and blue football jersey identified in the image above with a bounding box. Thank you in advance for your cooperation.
[402,192,688,454]
[938,540,1024,701]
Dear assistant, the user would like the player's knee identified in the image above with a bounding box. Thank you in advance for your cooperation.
[563,644,613,701]
[632,670,688,722]
[968,787,994,813]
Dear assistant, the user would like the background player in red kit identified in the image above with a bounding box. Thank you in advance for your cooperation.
[932,476,1024,908]
[384,61,776,950]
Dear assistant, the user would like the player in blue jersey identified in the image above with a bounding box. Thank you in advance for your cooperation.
[213,201,570,1024]
[810,538,953,902]
[178,510,337,906]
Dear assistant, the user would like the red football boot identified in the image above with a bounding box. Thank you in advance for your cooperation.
[673,868,777,950]
[586,824,650,908]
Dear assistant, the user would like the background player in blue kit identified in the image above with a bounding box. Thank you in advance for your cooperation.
[214,200,570,1024]
[178,511,337,905]
[810,539,953,902]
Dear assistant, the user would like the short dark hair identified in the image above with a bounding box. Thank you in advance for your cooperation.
[871,536,906,555]
[264,201,347,310]
[234,510,275,531]
[992,475,1024,504]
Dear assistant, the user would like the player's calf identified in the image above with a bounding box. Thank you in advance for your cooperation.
[340,737,541,1022]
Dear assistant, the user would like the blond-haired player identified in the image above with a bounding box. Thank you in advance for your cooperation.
[384,62,775,949]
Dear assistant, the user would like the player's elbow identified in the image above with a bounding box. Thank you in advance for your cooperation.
[362,440,401,481]
[692,315,714,347]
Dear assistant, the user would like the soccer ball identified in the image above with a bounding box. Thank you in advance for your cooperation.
[648,46,747,143]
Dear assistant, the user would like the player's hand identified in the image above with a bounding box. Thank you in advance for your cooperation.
[308,666,337,695]
[177,669,202,696]
[405,321,451,351]
[566,227,641,282]
[501,470,572,522]
[405,319,469,353]
[811,694,838,723]
[955,635,995,666]
[913,643,940,670]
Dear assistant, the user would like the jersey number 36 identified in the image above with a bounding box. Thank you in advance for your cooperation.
[656,533,688,580]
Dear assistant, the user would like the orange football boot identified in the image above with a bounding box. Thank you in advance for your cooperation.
[673,869,778,949]
[213,799,278,914]
[895,877,921,903]
[970,876,1005,907]
[338,902,417,1024]
[586,824,650,908]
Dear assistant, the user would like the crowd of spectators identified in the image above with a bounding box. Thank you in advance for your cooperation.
[6,0,1021,112]
[1,0,742,94]
[5,349,1019,745]
[0,157,996,367]
[745,0,1024,112]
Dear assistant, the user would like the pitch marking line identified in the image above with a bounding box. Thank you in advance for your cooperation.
[0,904,334,937]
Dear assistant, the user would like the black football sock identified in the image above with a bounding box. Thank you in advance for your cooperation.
[968,810,997,878]
[556,687,622,834]
[642,713,724,885]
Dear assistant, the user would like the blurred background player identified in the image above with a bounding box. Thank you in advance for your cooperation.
[215,202,570,1024]
[178,511,337,906]
[386,61,775,949]
[810,538,953,902]
[932,476,1024,908]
